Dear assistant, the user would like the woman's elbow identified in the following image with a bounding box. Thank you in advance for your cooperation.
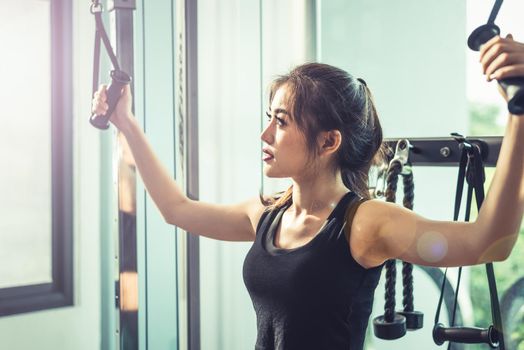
[492,250,512,263]
[479,233,519,263]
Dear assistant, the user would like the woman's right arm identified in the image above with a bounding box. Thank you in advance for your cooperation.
[93,85,265,242]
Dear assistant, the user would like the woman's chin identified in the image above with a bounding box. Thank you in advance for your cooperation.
[263,171,286,179]
[262,166,276,178]
[263,163,291,178]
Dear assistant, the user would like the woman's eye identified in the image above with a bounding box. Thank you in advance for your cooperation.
[265,112,285,126]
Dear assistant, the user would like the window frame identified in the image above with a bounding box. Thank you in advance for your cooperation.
[0,0,73,317]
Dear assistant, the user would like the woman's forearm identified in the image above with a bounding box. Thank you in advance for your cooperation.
[120,115,187,222]
[476,114,524,261]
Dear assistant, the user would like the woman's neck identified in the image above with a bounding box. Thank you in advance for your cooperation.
[288,170,349,217]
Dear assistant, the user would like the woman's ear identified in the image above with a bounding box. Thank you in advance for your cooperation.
[319,130,342,155]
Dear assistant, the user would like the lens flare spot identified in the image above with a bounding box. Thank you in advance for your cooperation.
[416,231,448,263]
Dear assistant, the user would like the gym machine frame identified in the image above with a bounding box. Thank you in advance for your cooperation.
[93,0,200,348]
[374,135,506,349]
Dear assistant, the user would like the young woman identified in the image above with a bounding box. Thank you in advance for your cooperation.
[92,34,524,349]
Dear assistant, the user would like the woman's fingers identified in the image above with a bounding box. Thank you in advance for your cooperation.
[91,95,109,115]
[92,102,108,116]
[479,35,504,58]
[479,34,524,81]
[93,84,108,101]
[91,84,110,115]
[489,63,524,81]
[480,39,514,74]
[485,52,524,81]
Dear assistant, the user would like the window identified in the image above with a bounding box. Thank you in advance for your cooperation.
[0,0,73,316]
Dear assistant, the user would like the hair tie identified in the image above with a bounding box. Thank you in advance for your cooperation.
[357,77,367,87]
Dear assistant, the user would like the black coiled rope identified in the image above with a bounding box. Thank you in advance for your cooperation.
[383,160,415,322]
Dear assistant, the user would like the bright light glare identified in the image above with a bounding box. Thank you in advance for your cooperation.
[0,0,52,288]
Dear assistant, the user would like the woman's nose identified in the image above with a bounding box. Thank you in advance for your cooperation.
[260,122,274,143]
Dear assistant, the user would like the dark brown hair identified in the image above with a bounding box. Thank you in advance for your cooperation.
[260,63,387,211]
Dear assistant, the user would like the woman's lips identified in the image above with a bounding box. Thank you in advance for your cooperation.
[262,149,274,161]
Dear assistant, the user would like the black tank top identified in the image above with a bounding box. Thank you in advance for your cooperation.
[242,191,384,350]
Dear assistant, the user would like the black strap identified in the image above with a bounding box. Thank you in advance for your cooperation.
[91,0,121,96]
[434,134,505,349]
[487,0,504,25]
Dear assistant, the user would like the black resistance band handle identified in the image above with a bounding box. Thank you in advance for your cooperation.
[90,70,132,130]
[433,323,500,348]
[468,23,524,115]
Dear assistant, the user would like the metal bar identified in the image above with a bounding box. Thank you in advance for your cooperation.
[112,0,137,10]
[185,0,200,347]
[383,136,502,167]
[51,0,74,307]
[110,1,138,349]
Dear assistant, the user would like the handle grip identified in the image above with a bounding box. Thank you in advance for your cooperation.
[433,323,500,348]
[468,24,524,116]
[90,70,132,130]
[499,77,524,115]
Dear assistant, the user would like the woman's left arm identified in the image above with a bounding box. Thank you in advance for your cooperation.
[351,35,524,269]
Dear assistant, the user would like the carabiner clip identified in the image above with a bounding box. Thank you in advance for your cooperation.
[389,139,412,176]
[370,162,389,198]
[90,2,103,14]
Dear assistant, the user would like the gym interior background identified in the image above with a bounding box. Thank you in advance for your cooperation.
[0,0,523,349]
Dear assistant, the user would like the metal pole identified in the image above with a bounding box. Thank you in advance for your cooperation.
[109,1,138,349]
[185,0,200,348]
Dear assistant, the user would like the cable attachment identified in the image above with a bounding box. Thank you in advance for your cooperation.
[373,139,423,339]
[370,162,388,198]
[389,139,412,176]
[433,132,505,350]
[371,139,411,198]
[451,133,486,189]
[90,1,103,14]
[90,0,132,130]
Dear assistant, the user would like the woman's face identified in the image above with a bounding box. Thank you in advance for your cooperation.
[261,85,314,179]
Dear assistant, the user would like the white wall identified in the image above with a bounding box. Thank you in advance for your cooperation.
[0,1,103,348]
[197,0,262,348]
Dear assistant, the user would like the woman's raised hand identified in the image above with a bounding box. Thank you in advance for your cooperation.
[480,33,524,102]
[91,84,134,131]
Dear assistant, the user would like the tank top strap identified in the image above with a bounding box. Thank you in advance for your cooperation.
[255,207,279,238]
[328,191,358,221]
[341,196,367,241]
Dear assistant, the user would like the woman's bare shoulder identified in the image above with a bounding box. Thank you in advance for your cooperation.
[244,194,272,235]
[348,198,388,268]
